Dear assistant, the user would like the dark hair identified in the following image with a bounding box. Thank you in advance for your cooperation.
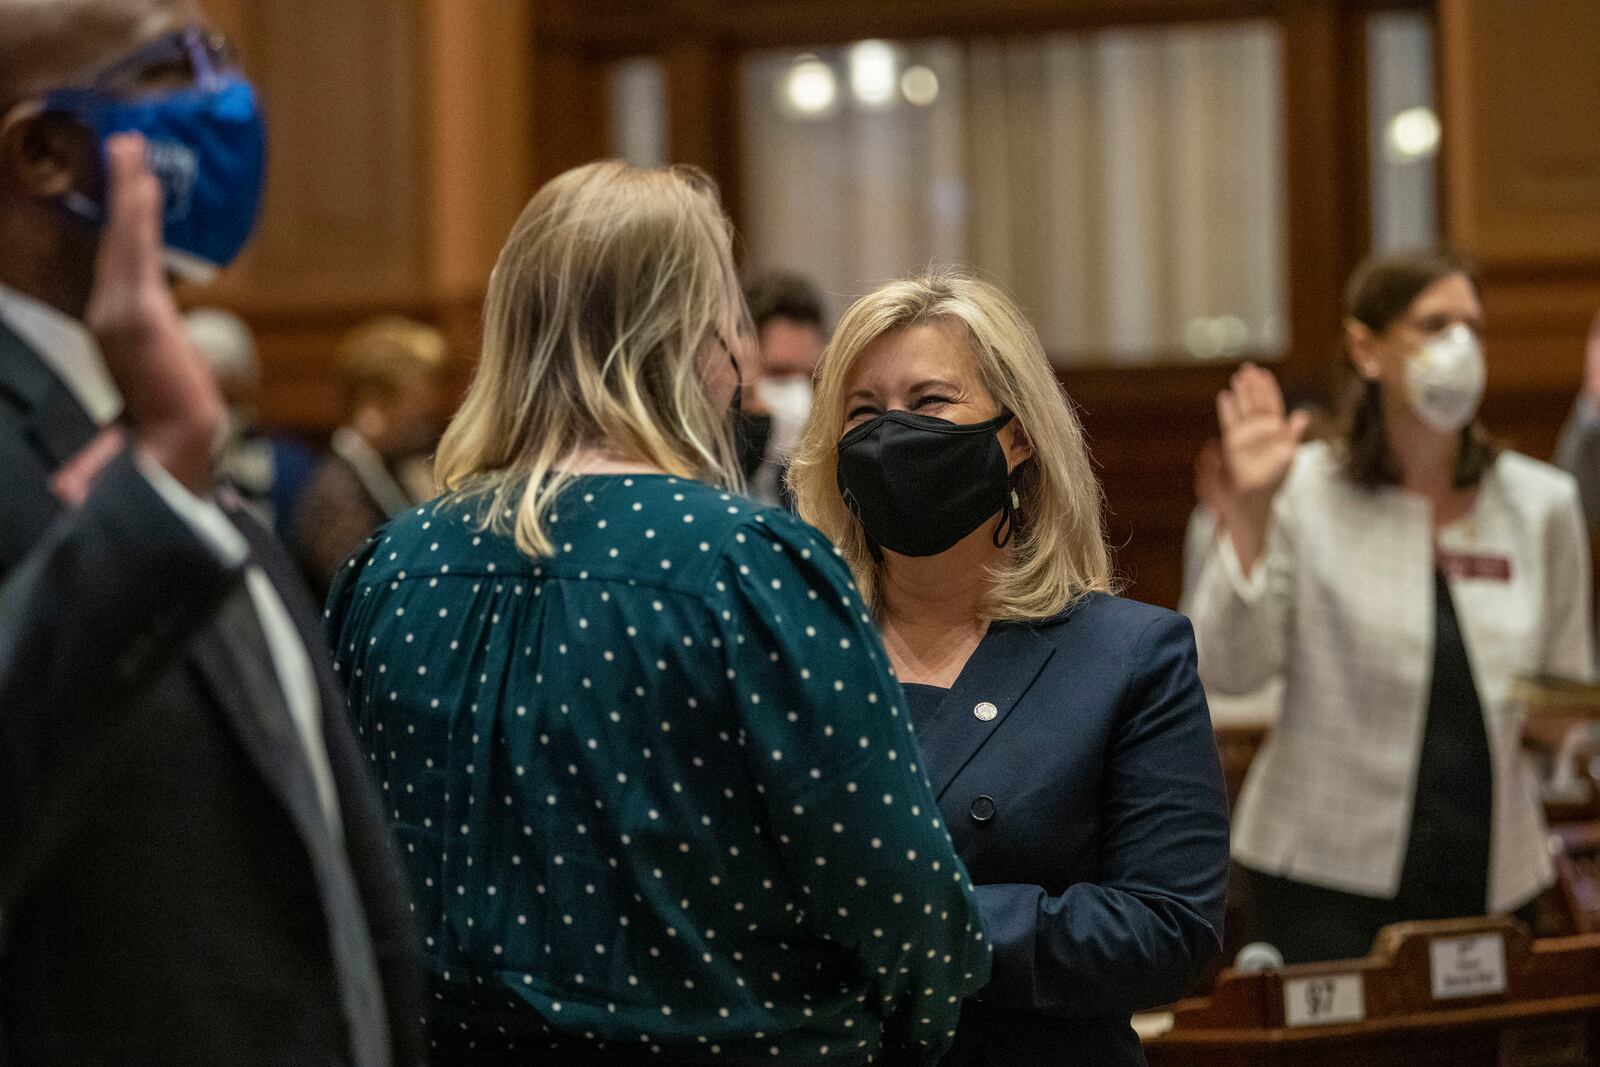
[743,270,826,334]
[1341,249,1498,489]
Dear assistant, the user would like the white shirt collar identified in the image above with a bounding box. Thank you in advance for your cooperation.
[0,281,123,426]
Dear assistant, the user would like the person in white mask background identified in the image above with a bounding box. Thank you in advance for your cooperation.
[185,306,317,537]
[743,269,827,507]
[1188,250,1594,963]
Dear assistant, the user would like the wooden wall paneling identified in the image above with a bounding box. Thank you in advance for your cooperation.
[191,0,433,430]
[192,0,539,432]
[529,47,610,186]
[1438,0,1600,269]
[215,0,428,310]
[698,0,1280,50]
[1063,365,1235,607]
[416,0,538,402]
[1437,0,1600,463]
[663,42,745,228]
[419,0,537,303]
[1279,0,1363,402]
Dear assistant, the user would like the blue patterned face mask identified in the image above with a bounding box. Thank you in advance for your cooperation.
[42,28,266,281]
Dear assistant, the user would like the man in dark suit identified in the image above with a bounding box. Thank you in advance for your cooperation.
[0,3,423,1064]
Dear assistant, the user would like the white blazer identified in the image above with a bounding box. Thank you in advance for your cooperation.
[1189,442,1594,911]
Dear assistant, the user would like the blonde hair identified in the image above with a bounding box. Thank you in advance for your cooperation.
[435,160,746,557]
[336,315,447,415]
[788,268,1112,621]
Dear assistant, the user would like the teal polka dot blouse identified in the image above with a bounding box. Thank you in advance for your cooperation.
[326,474,991,1064]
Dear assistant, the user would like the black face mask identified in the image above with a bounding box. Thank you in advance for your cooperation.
[836,409,1018,558]
[733,410,774,482]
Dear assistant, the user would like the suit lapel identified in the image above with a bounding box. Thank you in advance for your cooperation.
[917,621,1056,800]
[0,320,99,469]
[221,498,349,729]
[189,589,332,847]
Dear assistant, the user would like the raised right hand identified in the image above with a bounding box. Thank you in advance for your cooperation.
[1215,363,1308,507]
[84,133,225,493]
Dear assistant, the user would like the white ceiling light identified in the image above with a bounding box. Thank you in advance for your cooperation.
[900,65,940,107]
[1387,106,1441,161]
[782,56,838,119]
[849,40,897,108]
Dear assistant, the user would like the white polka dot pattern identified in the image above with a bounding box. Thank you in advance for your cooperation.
[325,475,990,1063]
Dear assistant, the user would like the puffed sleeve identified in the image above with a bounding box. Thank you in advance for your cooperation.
[707,511,991,1062]
[975,613,1229,1016]
[1188,484,1296,697]
[323,531,378,668]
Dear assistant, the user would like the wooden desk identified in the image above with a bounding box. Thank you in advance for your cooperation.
[1146,918,1600,1066]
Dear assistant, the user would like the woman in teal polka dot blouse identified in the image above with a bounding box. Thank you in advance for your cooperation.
[325,161,989,1065]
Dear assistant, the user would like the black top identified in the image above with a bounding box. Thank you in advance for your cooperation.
[1399,570,1494,915]
[901,682,952,732]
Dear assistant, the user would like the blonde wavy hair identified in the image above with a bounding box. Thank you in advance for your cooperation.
[435,160,746,557]
[788,268,1112,621]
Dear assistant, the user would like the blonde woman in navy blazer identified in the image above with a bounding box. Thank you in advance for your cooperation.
[790,268,1230,1066]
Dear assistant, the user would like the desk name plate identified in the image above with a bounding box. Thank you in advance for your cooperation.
[1284,972,1367,1027]
[1429,932,1508,1000]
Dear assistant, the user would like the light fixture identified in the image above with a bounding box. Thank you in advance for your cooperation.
[1387,106,1441,162]
[900,65,940,107]
[781,56,838,119]
[849,40,897,108]
[1212,315,1250,357]
[1185,315,1251,360]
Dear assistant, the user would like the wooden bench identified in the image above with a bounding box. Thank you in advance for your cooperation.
[1145,917,1600,1066]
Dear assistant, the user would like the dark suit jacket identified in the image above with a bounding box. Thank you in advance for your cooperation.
[293,450,392,606]
[917,593,1229,1067]
[0,322,424,1066]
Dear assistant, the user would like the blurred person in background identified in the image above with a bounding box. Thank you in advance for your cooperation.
[185,305,315,536]
[1555,308,1600,539]
[1180,438,1284,727]
[1178,400,1331,726]
[744,268,827,507]
[1189,250,1594,964]
[293,314,446,600]
[0,3,424,1059]
[789,268,1229,1067]
[324,161,990,1065]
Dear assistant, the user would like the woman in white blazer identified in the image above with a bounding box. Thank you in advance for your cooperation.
[1189,250,1594,963]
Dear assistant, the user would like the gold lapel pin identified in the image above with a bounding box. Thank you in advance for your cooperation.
[973,701,998,722]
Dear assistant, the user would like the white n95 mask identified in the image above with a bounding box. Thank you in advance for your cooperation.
[1404,324,1486,432]
[756,375,814,455]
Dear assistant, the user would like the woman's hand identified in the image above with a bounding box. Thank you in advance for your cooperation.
[85,133,226,494]
[1215,363,1307,574]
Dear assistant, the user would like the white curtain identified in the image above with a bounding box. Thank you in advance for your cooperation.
[740,22,1287,364]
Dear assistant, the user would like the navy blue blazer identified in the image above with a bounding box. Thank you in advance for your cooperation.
[917,592,1229,1067]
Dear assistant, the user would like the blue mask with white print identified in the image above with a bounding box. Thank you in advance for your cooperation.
[44,77,266,281]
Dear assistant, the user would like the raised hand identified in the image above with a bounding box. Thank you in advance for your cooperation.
[1214,363,1307,574]
[84,133,225,493]
[1216,363,1308,505]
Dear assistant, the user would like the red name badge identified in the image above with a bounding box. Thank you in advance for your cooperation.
[1439,552,1513,582]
